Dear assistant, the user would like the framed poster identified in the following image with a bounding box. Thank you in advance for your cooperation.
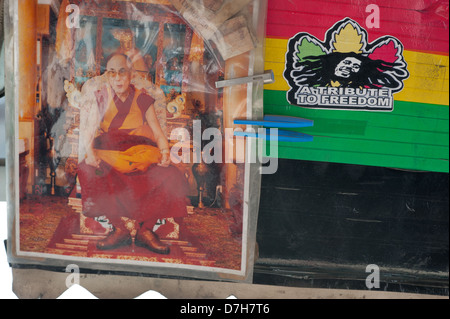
[5,0,267,282]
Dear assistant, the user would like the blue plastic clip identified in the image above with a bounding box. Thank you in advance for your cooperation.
[234,115,313,128]
[234,130,313,142]
[233,115,314,142]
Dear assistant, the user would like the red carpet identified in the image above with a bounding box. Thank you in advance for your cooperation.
[45,213,216,267]
[19,195,243,271]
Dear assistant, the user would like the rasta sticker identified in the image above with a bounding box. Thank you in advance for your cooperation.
[284,18,409,111]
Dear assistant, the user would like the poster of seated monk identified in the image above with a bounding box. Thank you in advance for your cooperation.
[77,53,189,255]
[6,0,267,282]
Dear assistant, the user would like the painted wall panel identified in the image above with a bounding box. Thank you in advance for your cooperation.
[264,0,449,172]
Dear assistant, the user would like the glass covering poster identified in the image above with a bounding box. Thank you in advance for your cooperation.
[6,0,267,282]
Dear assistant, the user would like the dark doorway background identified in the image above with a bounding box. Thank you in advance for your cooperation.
[255,159,449,295]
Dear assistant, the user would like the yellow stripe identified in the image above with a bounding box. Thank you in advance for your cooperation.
[265,38,450,106]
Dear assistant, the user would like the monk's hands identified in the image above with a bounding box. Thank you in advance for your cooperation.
[85,151,101,168]
[158,151,171,168]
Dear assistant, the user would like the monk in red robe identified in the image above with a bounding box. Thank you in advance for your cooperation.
[77,53,189,254]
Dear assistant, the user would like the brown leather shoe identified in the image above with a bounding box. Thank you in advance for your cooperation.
[96,225,132,250]
[135,229,170,255]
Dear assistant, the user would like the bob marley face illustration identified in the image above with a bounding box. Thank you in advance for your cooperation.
[334,57,362,78]
[284,18,409,110]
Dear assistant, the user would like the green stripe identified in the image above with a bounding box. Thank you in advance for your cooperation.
[264,90,449,173]
[275,145,449,173]
[265,91,449,132]
[301,121,449,146]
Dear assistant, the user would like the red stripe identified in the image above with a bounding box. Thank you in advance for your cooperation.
[266,0,449,54]
[269,0,449,11]
[267,24,449,54]
[267,11,447,43]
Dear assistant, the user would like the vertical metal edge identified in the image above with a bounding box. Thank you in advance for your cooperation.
[4,0,18,262]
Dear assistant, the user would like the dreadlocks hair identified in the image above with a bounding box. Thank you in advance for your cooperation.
[291,51,406,92]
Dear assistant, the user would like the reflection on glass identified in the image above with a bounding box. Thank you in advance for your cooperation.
[74,16,98,84]
[161,24,186,94]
